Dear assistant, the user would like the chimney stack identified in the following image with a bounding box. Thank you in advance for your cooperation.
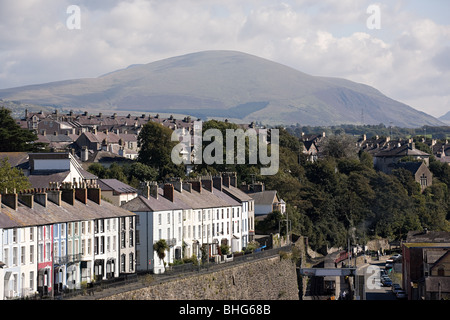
[163,183,174,202]
[222,175,230,188]
[34,190,48,207]
[2,192,18,210]
[75,186,88,204]
[150,182,158,199]
[201,176,213,193]
[173,180,183,193]
[81,146,89,162]
[191,180,202,193]
[87,184,101,205]
[18,193,34,209]
[61,184,75,205]
[182,182,192,193]
[212,176,222,192]
[47,189,62,206]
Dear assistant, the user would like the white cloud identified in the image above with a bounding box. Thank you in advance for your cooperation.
[0,0,449,118]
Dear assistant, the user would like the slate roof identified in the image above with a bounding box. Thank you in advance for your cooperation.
[405,230,450,244]
[248,190,278,206]
[98,179,137,194]
[389,161,425,174]
[373,144,430,157]
[122,184,242,213]
[0,195,134,229]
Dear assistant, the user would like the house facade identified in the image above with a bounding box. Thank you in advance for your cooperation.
[0,183,135,300]
[402,230,450,300]
[122,174,257,274]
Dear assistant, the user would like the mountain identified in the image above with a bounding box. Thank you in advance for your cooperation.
[438,111,450,125]
[0,50,444,127]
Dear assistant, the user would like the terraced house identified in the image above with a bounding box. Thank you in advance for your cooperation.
[122,173,255,274]
[0,183,135,299]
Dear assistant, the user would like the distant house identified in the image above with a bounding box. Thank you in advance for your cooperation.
[402,230,450,300]
[75,130,139,160]
[373,142,430,174]
[98,179,138,206]
[391,162,433,191]
[24,153,97,189]
[247,190,286,217]
[432,142,450,165]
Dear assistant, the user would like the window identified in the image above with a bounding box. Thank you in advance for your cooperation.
[30,245,34,264]
[420,173,428,188]
[100,236,105,254]
[13,229,17,243]
[94,237,98,255]
[3,249,8,266]
[13,247,18,265]
[61,241,65,257]
[74,223,79,235]
[129,253,134,271]
[120,254,126,273]
[158,214,162,225]
[121,217,126,230]
[82,239,85,255]
[88,239,92,255]
[30,271,34,290]
[121,231,126,248]
[129,230,134,247]
[30,228,34,241]
[136,215,140,226]
[45,243,50,261]
[61,224,65,237]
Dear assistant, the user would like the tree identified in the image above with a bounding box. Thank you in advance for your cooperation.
[0,108,39,151]
[320,134,359,159]
[137,121,185,180]
[153,239,169,272]
[0,158,31,192]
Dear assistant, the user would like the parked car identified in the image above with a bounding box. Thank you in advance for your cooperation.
[391,283,401,294]
[381,276,392,287]
[388,254,402,263]
[396,290,407,299]
[385,262,393,269]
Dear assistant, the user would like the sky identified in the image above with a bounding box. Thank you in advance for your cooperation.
[0,0,449,118]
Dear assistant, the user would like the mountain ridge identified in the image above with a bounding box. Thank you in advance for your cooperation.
[0,50,443,127]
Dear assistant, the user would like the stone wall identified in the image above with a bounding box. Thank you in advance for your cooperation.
[101,256,299,300]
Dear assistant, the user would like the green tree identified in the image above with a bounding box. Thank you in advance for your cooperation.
[0,108,39,151]
[138,121,185,180]
[0,158,31,192]
[320,134,359,159]
[153,239,169,272]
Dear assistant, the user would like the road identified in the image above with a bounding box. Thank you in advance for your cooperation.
[357,255,399,300]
